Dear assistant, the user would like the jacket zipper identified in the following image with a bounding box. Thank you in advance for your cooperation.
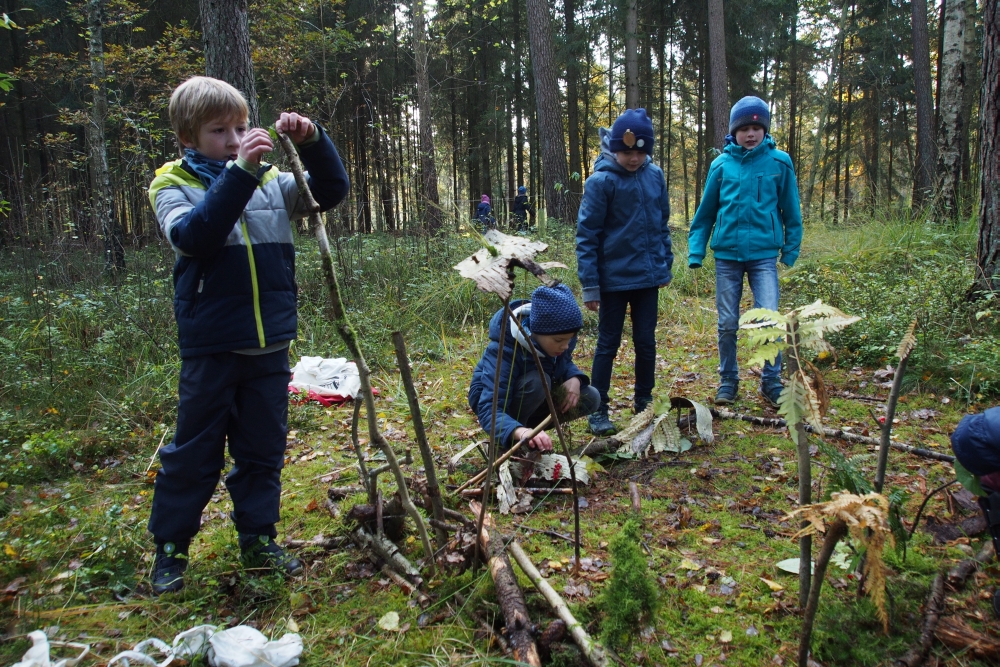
[240,216,267,348]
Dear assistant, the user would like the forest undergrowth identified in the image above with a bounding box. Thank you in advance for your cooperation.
[0,212,997,666]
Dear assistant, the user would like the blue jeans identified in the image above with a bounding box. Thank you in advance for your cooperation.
[590,287,659,405]
[513,369,602,428]
[716,257,781,386]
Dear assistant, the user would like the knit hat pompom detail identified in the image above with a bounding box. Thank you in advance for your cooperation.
[729,96,770,134]
[530,284,583,335]
[610,108,655,156]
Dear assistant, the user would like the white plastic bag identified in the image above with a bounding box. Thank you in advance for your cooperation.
[12,630,89,667]
[105,625,302,667]
[289,356,360,399]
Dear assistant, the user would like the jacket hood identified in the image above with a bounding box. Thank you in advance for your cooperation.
[594,127,652,174]
[723,134,777,157]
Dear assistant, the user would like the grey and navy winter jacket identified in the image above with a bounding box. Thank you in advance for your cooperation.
[687,136,802,268]
[149,129,349,358]
[951,407,1000,477]
[576,127,673,303]
[468,300,589,449]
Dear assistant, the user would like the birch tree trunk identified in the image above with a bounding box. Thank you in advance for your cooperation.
[911,0,937,207]
[87,0,124,276]
[200,0,259,127]
[937,0,969,218]
[625,0,639,109]
[412,0,443,231]
[976,0,1000,294]
[526,0,576,223]
[706,0,729,149]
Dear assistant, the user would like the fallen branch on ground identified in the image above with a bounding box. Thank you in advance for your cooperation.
[452,415,552,495]
[351,526,422,588]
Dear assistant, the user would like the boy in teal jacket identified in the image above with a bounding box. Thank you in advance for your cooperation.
[687,96,802,407]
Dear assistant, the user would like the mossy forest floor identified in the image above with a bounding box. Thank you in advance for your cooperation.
[1,221,998,666]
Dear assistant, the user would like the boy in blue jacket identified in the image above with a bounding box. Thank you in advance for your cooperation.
[687,96,802,407]
[577,108,674,436]
[145,76,349,595]
[468,284,601,452]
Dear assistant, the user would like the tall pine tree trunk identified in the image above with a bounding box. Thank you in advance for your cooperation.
[937,0,969,218]
[787,0,799,166]
[526,0,576,223]
[911,0,937,207]
[565,0,582,189]
[87,0,124,276]
[976,0,1000,294]
[412,0,443,231]
[625,0,639,108]
[706,0,728,149]
[199,0,259,127]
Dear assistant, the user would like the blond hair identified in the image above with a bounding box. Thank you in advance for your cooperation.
[168,76,249,147]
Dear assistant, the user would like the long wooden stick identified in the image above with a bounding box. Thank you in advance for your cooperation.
[798,519,848,667]
[452,415,552,495]
[508,540,610,667]
[276,131,434,575]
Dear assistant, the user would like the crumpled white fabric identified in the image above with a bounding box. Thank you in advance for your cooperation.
[11,630,89,667]
[289,356,360,399]
[104,625,301,667]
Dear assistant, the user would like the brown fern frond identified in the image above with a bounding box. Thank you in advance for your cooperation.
[895,318,918,361]
[804,360,830,418]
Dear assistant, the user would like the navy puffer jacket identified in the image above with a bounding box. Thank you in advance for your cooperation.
[951,407,1000,476]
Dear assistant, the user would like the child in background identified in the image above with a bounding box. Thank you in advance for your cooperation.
[512,185,535,232]
[146,76,349,595]
[476,194,495,231]
[576,108,673,436]
[468,284,601,452]
[687,95,802,407]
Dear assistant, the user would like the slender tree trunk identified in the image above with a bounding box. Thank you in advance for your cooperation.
[565,0,582,189]
[514,0,524,188]
[976,0,1000,294]
[625,0,639,108]
[787,0,799,166]
[526,0,575,223]
[695,51,705,206]
[912,0,937,207]
[199,0,258,127]
[937,0,970,217]
[87,0,124,276]
[412,0,443,231]
[706,0,729,149]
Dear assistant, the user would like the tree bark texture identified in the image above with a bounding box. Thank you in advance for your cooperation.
[200,0,259,127]
[706,0,729,150]
[625,0,639,109]
[937,0,969,217]
[565,0,582,190]
[977,0,1000,294]
[526,0,576,224]
[471,502,542,666]
[412,0,443,231]
[87,0,124,276]
[911,0,937,207]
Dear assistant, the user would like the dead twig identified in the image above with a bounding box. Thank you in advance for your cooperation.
[629,481,641,514]
[452,416,552,495]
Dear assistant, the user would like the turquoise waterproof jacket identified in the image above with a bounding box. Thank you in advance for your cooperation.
[576,128,673,303]
[687,136,802,268]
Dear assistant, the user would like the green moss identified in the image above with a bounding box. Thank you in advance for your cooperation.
[598,519,660,650]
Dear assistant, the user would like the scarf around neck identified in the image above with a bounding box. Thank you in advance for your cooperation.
[183,149,228,188]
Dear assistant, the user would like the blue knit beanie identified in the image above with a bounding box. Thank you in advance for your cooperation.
[610,108,654,155]
[530,284,582,335]
[729,96,770,134]
[518,185,526,195]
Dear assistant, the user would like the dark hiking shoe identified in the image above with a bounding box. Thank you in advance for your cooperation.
[634,396,653,414]
[239,535,303,576]
[588,406,617,437]
[759,381,784,408]
[714,383,738,406]
[151,541,188,596]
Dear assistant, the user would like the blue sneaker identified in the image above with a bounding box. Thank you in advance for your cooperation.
[588,406,617,437]
[151,541,188,596]
[760,381,784,408]
[714,383,738,406]
[239,535,303,576]
[634,396,653,414]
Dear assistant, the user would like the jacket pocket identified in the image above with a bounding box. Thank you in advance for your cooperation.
[772,212,783,246]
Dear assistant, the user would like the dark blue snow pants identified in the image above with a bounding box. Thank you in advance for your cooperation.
[147,349,290,544]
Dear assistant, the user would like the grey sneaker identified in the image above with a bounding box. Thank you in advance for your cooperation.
[760,381,784,407]
[588,406,617,437]
[714,383,738,405]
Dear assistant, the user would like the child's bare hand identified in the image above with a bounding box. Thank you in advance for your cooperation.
[238,128,274,164]
[584,300,600,312]
[276,112,315,145]
[515,427,553,452]
[560,377,581,412]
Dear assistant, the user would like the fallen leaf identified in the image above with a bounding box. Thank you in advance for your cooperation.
[720,629,733,643]
[679,557,702,571]
[378,611,400,631]
[760,577,784,592]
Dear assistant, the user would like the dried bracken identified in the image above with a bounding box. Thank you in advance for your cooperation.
[786,492,894,632]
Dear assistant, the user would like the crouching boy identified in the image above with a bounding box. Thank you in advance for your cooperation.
[145,76,349,595]
[468,284,600,452]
